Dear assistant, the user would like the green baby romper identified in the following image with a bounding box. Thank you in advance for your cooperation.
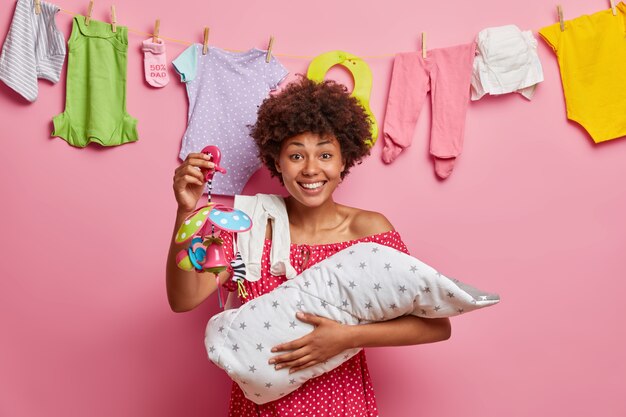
[52,16,138,147]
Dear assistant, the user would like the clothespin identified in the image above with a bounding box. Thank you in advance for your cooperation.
[34,0,41,15]
[153,19,161,43]
[421,32,427,59]
[265,36,275,63]
[557,5,564,31]
[203,27,210,55]
[85,0,94,26]
[610,0,617,15]
[110,5,117,33]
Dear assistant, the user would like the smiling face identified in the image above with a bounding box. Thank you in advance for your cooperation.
[275,132,346,208]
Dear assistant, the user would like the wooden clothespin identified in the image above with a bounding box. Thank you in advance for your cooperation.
[610,0,617,15]
[421,32,427,59]
[557,5,565,31]
[265,36,275,63]
[153,19,161,43]
[85,0,94,26]
[34,0,41,15]
[203,27,210,55]
[110,5,117,33]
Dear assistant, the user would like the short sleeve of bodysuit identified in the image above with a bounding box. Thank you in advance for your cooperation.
[538,23,561,52]
[172,44,198,82]
[265,54,288,90]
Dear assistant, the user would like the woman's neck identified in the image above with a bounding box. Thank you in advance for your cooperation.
[285,196,347,235]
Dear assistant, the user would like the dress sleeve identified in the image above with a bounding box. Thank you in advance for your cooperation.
[370,231,410,255]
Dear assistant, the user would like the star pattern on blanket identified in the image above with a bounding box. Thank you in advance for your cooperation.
[206,241,501,405]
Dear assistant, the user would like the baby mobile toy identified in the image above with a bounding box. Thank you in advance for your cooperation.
[174,146,252,306]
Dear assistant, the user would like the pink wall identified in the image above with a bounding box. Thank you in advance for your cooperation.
[1,0,625,416]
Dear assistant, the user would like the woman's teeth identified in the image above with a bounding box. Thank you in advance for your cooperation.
[300,182,324,190]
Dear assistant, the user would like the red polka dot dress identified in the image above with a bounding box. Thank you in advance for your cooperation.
[221,231,409,417]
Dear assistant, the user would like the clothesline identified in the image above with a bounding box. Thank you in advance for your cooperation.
[57,8,396,60]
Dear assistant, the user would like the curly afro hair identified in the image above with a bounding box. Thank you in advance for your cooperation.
[250,75,372,183]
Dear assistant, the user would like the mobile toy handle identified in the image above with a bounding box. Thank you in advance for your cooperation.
[201,145,227,181]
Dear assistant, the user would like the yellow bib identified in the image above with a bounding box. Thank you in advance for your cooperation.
[307,51,378,147]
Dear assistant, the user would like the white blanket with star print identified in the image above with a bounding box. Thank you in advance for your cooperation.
[205,242,499,404]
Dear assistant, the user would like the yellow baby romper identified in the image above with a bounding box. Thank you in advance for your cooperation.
[540,4,626,143]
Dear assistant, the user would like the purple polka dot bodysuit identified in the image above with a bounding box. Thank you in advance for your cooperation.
[173,45,288,196]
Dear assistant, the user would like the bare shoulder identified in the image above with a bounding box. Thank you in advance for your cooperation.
[349,207,395,238]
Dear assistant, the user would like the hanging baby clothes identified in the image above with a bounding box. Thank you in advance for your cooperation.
[382,42,475,179]
[142,37,169,88]
[52,16,138,147]
[471,25,544,101]
[173,45,288,196]
[0,0,66,102]
[539,4,626,143]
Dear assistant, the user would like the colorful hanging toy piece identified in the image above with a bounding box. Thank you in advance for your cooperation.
[174,146,252,307]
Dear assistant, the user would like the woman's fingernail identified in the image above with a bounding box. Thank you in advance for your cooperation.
[271,348,277,353]
[268,359,275,364]
[275,365,281,370]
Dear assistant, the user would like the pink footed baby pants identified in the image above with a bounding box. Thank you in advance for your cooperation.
[382,42,476,178]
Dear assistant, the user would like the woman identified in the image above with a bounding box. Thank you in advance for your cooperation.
[166,76,451,416]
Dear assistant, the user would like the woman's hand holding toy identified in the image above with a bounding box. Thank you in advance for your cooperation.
[173,153,215,213]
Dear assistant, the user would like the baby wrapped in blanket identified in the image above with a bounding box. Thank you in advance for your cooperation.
[206,242,499,404]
